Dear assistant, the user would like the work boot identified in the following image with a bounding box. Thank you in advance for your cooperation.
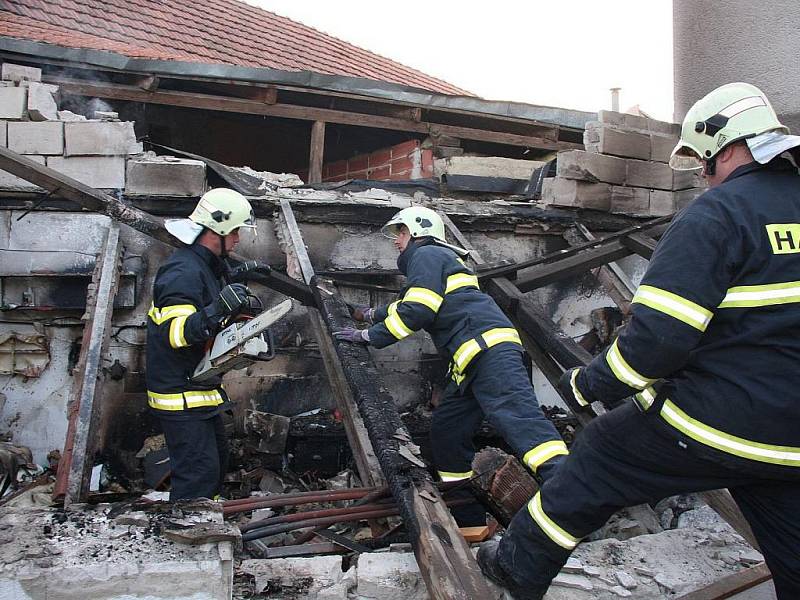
[477,540,547,600]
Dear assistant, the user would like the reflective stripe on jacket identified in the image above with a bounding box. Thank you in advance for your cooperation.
[368,240,522,384]
[145,245,225,416]
[574,159,800,468]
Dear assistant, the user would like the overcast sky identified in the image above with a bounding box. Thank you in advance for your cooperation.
[247,0,674,121]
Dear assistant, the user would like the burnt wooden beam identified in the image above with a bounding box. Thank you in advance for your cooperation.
[621,232,658,259]
[674,562,771,600]
[49,77,580,151]
[0,146,314,305]
[308,120,325,184]
[56,223,122,507]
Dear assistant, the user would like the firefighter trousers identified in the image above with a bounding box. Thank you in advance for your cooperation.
[160,413,229,501]
[496,401,800,599]
[431,344,564,525]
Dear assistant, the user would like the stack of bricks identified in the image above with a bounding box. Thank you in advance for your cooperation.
[542,110,705,216]
[0,62,147,192]
[313,139,434,183]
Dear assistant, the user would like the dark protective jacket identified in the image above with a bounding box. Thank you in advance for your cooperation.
[572,159,800,471]
[145,244,227,418]
[368,238,522,385]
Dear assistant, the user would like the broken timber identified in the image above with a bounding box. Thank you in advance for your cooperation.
[0,146,314,305]
[280,199,491,598]
[56,222,122,507]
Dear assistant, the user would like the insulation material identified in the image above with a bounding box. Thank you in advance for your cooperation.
[0,331,49,377]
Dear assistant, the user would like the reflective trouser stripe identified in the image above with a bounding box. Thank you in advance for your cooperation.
[633,285,713,332]
[570,369,589,407]
[438,470,473,482]
[384,311,414,340]
[635,386,657,410]
[526,491,581,550]
[445,273,480,294]
[147,389,225,411]
[523,440,569,472]
[660,399,800,467]
[719,280,800,308]
[450,327,522,384]
[605,339,657,390]
[403,287,443,313]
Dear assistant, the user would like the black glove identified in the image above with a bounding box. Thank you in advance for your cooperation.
[557,367,593,413]
[204,283,250,330]
[227,259,270,282]
[333,327,370,344]
[347,303,374,324]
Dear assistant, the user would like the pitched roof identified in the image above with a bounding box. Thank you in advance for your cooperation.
[0,0,471,96]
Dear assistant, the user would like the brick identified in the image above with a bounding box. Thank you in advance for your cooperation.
[649,190,676,216]
[556,150,626,185]
[0,121,6,147]
[598,109,680,136]
[610,186,650,216]
[125,157,206,196]
[625,159,673,190]
[650,132,679,163]
[367,148,392,168]
[347,154,369,173]
[542,177,612,211]
[584,123,650,160]
[1,63,41,82]
[347,169,368,179]
[7,121,64,155]
[390,156,415,174]
[420,149,434,176]
[26,82,58,121]
[0,86,27,120]
[389,170,412,180]
[47,156,126,188]
[64,121,143,156]
[0,155,45,190]
[367,165,390,179]
[390,139,420,158]
[327,159,347,178]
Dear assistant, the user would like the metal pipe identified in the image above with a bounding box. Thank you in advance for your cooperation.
[223,488,379,515]
[241,499,395,533]
[223,486,379,507]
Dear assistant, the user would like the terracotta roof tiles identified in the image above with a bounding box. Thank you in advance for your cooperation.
[0,0,471,95]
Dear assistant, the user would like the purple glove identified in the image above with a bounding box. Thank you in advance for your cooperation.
[333,327,370,344]
[348,304,374,324]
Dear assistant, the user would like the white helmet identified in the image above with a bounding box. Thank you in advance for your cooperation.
[166,188,256,244]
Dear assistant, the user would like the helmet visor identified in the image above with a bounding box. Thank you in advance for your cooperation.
[669,145,703,171]
[381,219,404,240]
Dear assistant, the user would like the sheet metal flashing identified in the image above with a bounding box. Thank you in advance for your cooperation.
[0,36,596,130]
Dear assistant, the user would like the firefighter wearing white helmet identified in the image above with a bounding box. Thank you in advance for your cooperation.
[147,188,260,501]
[479,83,800,600]
[334,204,568,528]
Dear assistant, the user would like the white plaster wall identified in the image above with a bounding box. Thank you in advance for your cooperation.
[673,1,800,132]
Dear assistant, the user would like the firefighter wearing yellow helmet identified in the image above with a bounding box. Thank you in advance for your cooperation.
[334,204,568,528]
[479,83,800,600]
[147,189,259,501]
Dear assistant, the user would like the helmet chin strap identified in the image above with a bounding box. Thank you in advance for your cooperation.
[217,232,228,258]
[704,155,717,177]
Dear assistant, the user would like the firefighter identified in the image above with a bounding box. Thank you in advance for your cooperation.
[333,206,567,525]
[478,83,800,599]
[146,188,257,501]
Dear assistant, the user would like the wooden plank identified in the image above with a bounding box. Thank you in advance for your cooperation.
[675,563,772,600]
[570,224,635,313]
[308,120,325,184]
[622,232,658,259]
[63,223,122,507]
[50,77,580,151]
[0,146,315,305]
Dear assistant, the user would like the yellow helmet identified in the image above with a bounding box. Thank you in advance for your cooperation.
[670,82,788,170]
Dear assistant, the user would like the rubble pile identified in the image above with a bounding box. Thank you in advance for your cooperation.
[542,110,706,216]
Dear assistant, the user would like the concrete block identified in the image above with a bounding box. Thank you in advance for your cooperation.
[64,121,143,156]
[649,190,676,216]
[126,156,206,196]
[7,121,64,154]
[433,155,545,179]
[48,156,126,188]
[2,63,41,82]
[584,122,650,160]
[0,87,27,120]
[610,186,650,216]
[0,121,6,147]
[626,159,674,190]
[650,132,679,163]
[0,155,45,190]
[672,168,705,191]
[556,150,626,185]
[357,552,427,600]
[241,556,350,599]
[542,177,612,211]
[598,109,680,136]
[26,82,58,121]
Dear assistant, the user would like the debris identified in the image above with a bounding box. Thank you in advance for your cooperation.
[163,522,241,546]
[471,447,538,526]
[613,569,638,589]
[397,445,426,468]
[245,410,291,455]
[258,471,288,494]
[551,572,594,591]
[57,109,87,121]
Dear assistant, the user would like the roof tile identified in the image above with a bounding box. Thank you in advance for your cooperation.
[0,0,471,96]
